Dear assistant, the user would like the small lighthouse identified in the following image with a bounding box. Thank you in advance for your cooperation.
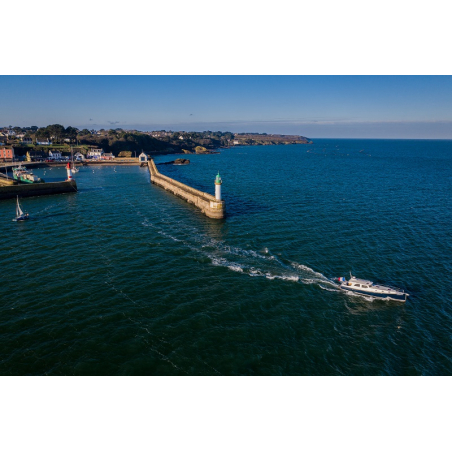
[66,162,73,181]
[215,171,222,201]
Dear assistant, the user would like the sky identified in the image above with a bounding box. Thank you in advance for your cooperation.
[1,75,452,139]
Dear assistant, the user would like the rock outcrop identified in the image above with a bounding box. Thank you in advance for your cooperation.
[174,158,190,165]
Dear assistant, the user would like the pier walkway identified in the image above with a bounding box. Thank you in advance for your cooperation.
[148,159,225,219]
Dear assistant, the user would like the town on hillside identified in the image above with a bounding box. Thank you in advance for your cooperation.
[0,125,311,162]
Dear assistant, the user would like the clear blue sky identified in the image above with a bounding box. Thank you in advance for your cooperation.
[1,76,451,138]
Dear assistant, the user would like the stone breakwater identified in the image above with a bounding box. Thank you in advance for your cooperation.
[0,180,77,200]
[148,159,225,219]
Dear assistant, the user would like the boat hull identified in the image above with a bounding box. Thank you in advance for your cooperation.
[340,286,408,301]
[13,215,29,222]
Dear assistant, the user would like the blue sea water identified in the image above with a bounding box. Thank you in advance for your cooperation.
[1,139,451,375]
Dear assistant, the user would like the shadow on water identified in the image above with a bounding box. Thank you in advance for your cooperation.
[77,187,106,192]
[223,194,272,218]
[157,166,272,218]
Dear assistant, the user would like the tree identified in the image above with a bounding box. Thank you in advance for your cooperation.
[65,126,78,142]
[79,129,91,136]
[36,127,50,139]
[47,124,65,143]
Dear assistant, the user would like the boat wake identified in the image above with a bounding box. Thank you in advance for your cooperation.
[132,200,338,291]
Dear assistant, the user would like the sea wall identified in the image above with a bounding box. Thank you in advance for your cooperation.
[0,173,17,186]
[0,180,77,200]
[148,159,225,219]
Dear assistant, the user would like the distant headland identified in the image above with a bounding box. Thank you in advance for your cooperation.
[0,125,312,160]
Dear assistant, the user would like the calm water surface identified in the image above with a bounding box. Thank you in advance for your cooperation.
[1,139,451,375]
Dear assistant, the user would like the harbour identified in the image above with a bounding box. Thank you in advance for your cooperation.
[1,139,451,375]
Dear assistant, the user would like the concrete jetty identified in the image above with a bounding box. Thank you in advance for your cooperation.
[0,180,77,200]
[148,159,225,219]
[0,172,16,186]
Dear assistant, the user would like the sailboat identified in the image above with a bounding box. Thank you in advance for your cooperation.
[71,147,79,173]
[13,196,29,222]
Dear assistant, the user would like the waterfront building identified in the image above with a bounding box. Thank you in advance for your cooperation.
[26,151,45,162]
[87,148,104,159]
[138,152,148,163]
[102,153,115,160]
[36,138,52,145]
[74,152,85,161]
[0,147,15,161]
[49,150,62,160]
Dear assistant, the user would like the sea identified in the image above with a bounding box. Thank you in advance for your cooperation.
[1,139,451,375]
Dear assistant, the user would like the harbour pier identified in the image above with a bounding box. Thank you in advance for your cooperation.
[0,180,77,200]
[148,159,225,219]
[0,163,77,199]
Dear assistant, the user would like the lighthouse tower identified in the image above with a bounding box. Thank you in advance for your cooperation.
[215,171,222,201]
[66,162,73,181]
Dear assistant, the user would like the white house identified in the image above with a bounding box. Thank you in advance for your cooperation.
[49,150,62,160]
[36,138,52,145]
[74,152,85,161]
[138,152,148,163]
[87,148,104,159]
[21,138,33,145]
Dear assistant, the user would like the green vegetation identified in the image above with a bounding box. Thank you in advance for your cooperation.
[118,151,132,158]
[232,133,311,146]
[35,124,78,143]
[2,125,311,159]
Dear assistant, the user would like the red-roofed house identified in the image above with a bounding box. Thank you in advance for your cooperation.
[0,147,14,161]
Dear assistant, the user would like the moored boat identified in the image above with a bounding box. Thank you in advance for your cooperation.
[337,274,409,302]
[12,165,44,184]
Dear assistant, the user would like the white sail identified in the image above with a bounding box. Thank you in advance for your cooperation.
[16,197,24,217]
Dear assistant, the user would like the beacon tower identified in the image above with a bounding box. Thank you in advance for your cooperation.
[215,171,222,201]
[66,162,73,181]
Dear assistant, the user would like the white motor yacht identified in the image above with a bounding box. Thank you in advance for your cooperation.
[337,274,409,302]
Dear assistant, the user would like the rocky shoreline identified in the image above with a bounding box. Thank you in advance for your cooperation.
[157,158,190,166]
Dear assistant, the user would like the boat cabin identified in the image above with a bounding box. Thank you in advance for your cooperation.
[347,277,373,288]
